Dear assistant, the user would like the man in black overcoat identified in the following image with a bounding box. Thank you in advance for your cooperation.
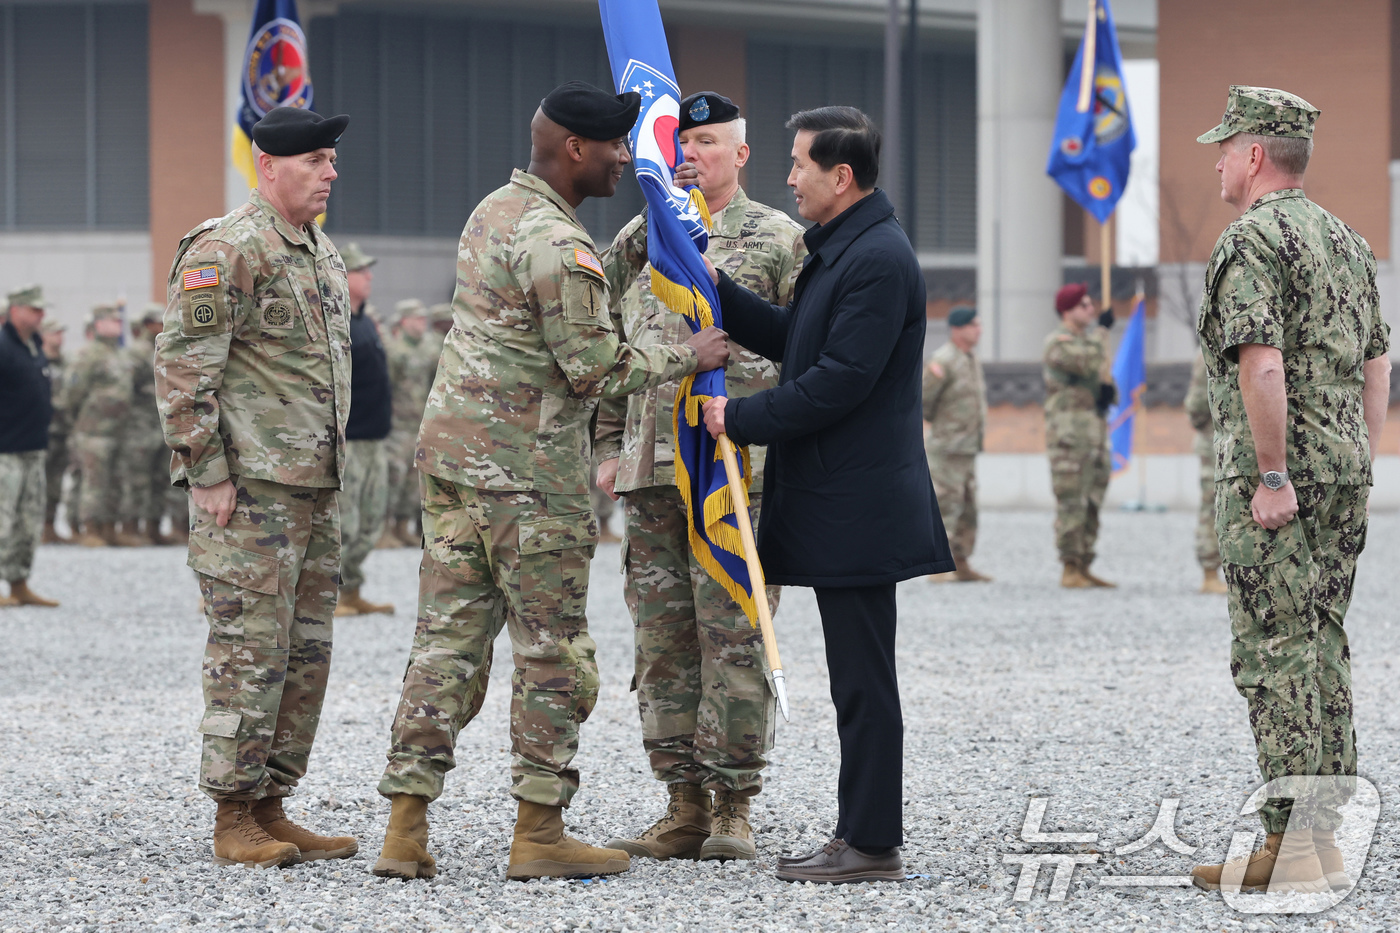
[698,106,953,883]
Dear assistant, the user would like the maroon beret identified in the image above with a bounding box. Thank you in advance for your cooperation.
[1055,283,1088,314]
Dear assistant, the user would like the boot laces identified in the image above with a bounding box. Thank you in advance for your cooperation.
[234,806,275,844]
[712,796,744,837]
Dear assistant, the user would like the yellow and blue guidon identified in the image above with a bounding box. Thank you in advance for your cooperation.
[232,0,314,189]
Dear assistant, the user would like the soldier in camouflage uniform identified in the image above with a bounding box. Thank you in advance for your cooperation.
[923,305,990,583]
[372,82,730,882]
[1184,351,1226,594]
[40,317,72,544]
[382,298,436,547]
[64,303,135,547]
[1043,283,1116,588]
[1188,87,1391,894]
[117,304,175,545]
[154,107,359,870]
[591,92,802,863]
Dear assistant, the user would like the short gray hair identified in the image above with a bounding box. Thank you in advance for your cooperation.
[729,117,747,145]
[1233,132,1313,176]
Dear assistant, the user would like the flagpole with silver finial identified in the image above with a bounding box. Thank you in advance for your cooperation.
[717,434,789,721]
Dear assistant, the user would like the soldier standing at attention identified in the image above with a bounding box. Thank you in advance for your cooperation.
[381,298,436,548]
[333,243,395,616]
[40,316,72,544]
[923,305,990,583]
[1189,87,1390,893]
[593,92,805,862]
[118,304,173,545]
[155,106,358,869]
[372,81,729,882]
[1184,350,1226,594]
[1044,283,1116,589]
[65,303,135,548]
[0,285,59,607]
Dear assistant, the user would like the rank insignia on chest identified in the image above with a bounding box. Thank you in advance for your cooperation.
[183,267,220,290]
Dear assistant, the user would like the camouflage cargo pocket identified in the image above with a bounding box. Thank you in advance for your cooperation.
[196,707,246,794]
[1214,476,1306,567]
[187,535,281,639]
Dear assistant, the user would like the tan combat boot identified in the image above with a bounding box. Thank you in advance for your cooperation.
[506,800,630,880]
[394,519,419,549]
[1201,568,1229,594]
[1081,563,1116,588]
[77,524,108,548]
[251,796,358,862]
[954,563,992,583]
[604,782,711,860]
[1190,831,1328,893]
[375,526,405,549]
[41,522,69,545]
[9,580,58,607]
[372,794,437,879]
[336,586,395,616]
[1060,562,1092,588]
[212,801,301,868]
[148,522,173,546]
[1313,829,1351,891]
[114,523,149,547]
[701,789,757,861]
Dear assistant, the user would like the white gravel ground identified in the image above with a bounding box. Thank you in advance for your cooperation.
[2,509,1398,932]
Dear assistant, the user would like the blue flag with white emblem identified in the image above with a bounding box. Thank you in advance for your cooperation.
[232,0,314,189]
[598,0,760,626]
[1046,0,1135,222]
[1107,295,1146,473]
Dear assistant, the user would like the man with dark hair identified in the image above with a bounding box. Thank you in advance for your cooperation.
[701,105,953,883]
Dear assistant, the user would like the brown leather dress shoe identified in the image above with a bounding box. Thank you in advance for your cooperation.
[775,839,904,883]
[778,840,833,867]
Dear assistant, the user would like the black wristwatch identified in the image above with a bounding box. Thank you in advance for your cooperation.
[1261,470,1289,490]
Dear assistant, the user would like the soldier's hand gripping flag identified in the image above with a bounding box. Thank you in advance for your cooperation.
[232,0,314,190]
[598,0,789,719]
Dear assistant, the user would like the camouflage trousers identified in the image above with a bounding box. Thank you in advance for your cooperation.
[190,475,339,801]
[339,439,389,589]
[43,430,68,525]
[622,484,778,795]
[120,434,183,526]
[386,428,420,524]
[927,453,978,563]
[0,451,45,582]
[1196,452,1220,571]
[378,474,600,807]
[71,432,121,526]
[1218,479,1365,833]
[1050,440,1110,565]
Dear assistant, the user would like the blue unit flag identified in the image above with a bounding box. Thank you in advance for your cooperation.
[232,0,314,188]
[1107,296,1146,473]
[598,0,760,625]
[1046,0,1136,222]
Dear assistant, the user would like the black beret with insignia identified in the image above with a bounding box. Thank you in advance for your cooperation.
[252,106,350,156]
[540,81,641,141]
[679,91,740,132]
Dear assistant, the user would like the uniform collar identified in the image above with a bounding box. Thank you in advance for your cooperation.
[1246,187,1305,213]
[802,189,893,265]
[709,186,752,239]
[249,188,332,256]
[511,169,581,224]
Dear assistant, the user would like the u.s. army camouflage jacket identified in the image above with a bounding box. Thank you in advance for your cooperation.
[415,169,699,496]
[1042,322,1112,448]
[1184,351,1213,458]
[124,334,164,447]
[594,187,806,494]
[922,340,986,456]
[154,188,352,489]
[387,331,438,439]
[1197,188,1389,486]
[63,337,134,438]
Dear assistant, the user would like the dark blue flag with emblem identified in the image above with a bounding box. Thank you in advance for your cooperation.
[1046,0,1135,222]
[233,0,314,189]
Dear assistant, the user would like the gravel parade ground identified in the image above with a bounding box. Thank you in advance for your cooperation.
[2,509,1399,932]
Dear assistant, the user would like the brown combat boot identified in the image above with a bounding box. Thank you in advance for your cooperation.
[394,519,419,549]
[1190,831,1328,893]
[148,522,173,546]
[1060,562,1093,588]
[251,796,358,862]
[9,580,58,607]
[701,789,757,861]
[335,586,395,616]
[41,522,69,545]
[1313,829,1351,891]
[77,524,108,548]
[212,801,301,868]
[375,525,405,549]
[1081,563,1116,588]
[1201,568,1229,594]
[114,523,149,547]
[372,794,437,879]
[506,800,630,880]
[604,782,711,860]
[954,563,992,583]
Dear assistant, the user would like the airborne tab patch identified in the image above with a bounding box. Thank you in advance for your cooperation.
[183,266,220,290]
[573,249,605,279]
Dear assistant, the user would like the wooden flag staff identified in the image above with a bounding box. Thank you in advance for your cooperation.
[716,433,790,722]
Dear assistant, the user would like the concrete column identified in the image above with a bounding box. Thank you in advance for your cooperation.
[976,0,1062,361]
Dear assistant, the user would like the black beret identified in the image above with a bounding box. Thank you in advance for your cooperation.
[251,107,349,156]
[540,81,641,141]
[947,305,977,327]
[679,92,740,132]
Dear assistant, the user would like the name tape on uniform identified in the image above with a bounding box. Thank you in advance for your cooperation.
[183,267,220,290]
[574,249,605,278]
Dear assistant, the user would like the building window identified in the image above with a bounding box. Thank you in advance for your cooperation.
[0,2,149,231]
[309,9,645,241]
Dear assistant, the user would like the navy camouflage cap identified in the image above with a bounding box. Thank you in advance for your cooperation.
[1197,86,1319,144]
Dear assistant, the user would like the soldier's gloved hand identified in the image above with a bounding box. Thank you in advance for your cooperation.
[687,326,730,372]
[1098,308,1115,328]
[596,458,621,502]
[191,478,238,528]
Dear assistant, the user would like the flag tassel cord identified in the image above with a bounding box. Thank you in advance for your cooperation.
[717,434,789,722]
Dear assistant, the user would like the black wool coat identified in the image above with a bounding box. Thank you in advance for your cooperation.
[719,189,954,587]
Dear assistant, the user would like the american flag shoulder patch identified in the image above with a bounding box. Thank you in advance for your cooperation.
[183,266,220,290]
[573,249,604,278]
